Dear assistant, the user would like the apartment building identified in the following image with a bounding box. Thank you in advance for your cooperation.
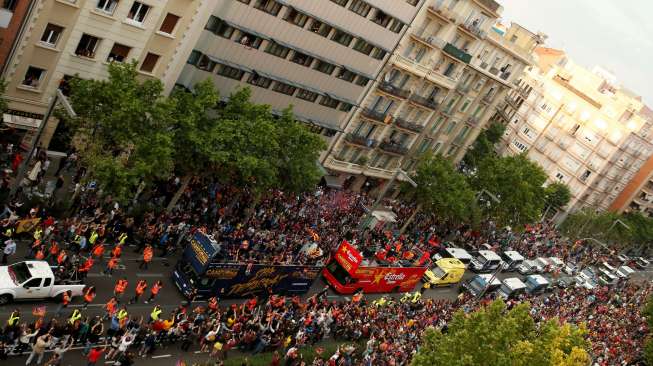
[321,0,542,191]
[0,0,35,71]
[499,48,653,220]
[1,0,214,149]
[176,0,424,148]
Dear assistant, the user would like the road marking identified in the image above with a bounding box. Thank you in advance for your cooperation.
[69,304,104,308]
[105,362,115,364]
[152,354,171,358]
[136,273,164,278]
[88,273,105,278]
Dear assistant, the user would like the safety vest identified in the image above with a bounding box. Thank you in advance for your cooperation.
[4,228,12,237]
[89,231,98,245]
[115,280,127,294]
[57,251,67,265]
[92,244,104,257]
[208,297,218,310]
[112,245,122,258]
[106,301,117,314]
[117,309,128,320]
[49,243,59,255]
[143,248,153,262]
[107,258,118,269]
[118,233,128,245]
[35,250,44,260]
[7,312,19,326]
[84,290,95,303]
[135,281,147,295]
[33,228,42,240]
[151,283,162,295]
[69,309,82,324]
[150,307,162,321]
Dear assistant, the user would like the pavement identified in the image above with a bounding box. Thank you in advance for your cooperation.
[0,242,650,366]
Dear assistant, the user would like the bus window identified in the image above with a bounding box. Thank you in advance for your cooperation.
[326,261,353,285]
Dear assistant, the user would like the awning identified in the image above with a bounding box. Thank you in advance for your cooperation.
[324,175,344,189]
[206,55,253,73]
[3,113,41,129]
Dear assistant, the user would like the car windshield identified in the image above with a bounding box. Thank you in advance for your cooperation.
[8,263,31,285]
[431,266,446,279]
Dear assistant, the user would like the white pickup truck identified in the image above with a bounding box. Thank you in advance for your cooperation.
[0,261,86,305]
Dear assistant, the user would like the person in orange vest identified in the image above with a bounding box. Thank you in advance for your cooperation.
[138,245,154,270]
[78,257,94,280]
[56,250,67,267]
[34,246,45,260]
[111,244,122,259]
[91,242,105,263]
[114,278,128,303]
[55,290,71,317]
[104,296,118,320]
[145,280,162,304]
[47,240,59,263]
[129,280,148,304]
[207,296,219,314]
[83,286,96,309]
[103,256,119,276]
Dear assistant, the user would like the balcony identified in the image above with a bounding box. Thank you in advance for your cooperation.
[481,94,495,104]
[472,0,501,15]
[441,108,454,117]
[395,118,425,133]
[459,22,486,40]
[378,82,410,99]
[505,95,519,108]
[489,67,499,76]
[495,105,510,121]
[409,94,439,110]
[361,108,392,124]
[500,72,511,81]
[426,6,458,24]
[345,133,378,148]
[466,116,480,126]
[411,28,447,49]
[456,83,470,94]
[379,141,409,155]
[443,43,472,64]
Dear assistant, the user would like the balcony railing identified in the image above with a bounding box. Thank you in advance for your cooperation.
[361,108,391,123]
[412,28,447,49]
[379,141,409,155]
[473,0,501,13]
[427,6,458,23]
[500,72,511,81]
[443,43,472,63]
[378,82,410,99]
[481,94,494,104]
[466,116,480,126]
[460,22,486,40]
[441,108,454,117]
[409,94,439,110]
[395,118,425,133]
[345,133,378,148]
[456,83,470,94]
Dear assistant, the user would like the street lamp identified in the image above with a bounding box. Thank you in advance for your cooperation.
[358,168,417,231]
[9,89,77,198]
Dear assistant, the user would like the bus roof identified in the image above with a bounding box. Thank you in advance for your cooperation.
[447,248,472,260]
[478,250,501,261]
[502,277,526,290]
[435,258,465,270]
[503,251,524,261]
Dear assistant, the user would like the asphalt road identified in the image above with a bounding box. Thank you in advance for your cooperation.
[0,244,650,366]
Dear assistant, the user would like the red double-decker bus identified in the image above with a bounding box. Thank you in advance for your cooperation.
[322,240,427,294]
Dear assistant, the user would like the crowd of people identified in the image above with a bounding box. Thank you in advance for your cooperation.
[0,174,651,365]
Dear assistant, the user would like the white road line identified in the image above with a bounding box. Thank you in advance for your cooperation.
[136,273,164,278]
[152,354,172,358]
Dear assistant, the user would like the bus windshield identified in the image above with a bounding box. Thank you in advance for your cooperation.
[326,261,352,285]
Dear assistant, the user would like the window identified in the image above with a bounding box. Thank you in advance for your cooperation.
[456,126,470,141]
[159,13,180,34]
[320,95,340,109]
[75,34,100,58]
[107,43,131,62]
[330,0,348,6]
[236,31,262,49]
[355,75,370,87]
[40,24,63,47]
[290,51,313,67]
[96,0,119,14]
[314,60,336,75]
[140,52,160,73]
[444,121,456,135]
[253,0,282,16]
[197,54,216,72]
[296,89,319,102]
[309,20,332,37]
[284,8,308,27]
[349,0,371,17]
[187,50,201,65]
[353,39,373,55]
[389,19,404,33]
[331,30,353,47]
[2,0,17,10]
[265,41,290,59]
[23,278,42,288]
[247,73,272,88]
[555,172,565,181]
[127,1,150,24]
[22,67,46,88]
[339,102,353,112]
[336,68,356,82]
[418,138,432,153]
[371,48,386,60]
[372,10,391,27]
[43,278,51,287]
[512,139,527,152]
[459,99,471,112]
[217,64,245,80]
[406,0,418,5]
[272,81,296,96]
[205,17,235,39]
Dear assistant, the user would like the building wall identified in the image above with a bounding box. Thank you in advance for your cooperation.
[0,0,35,72]
[322,0,539,184]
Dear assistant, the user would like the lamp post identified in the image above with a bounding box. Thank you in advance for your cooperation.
[9,89,77,198]
[358,169,417,231]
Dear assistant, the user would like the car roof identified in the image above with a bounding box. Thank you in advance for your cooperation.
[503,277,526,289]
[549,257,564,265]
[504,251,524,260]
[478,250,501,260]
[24,261,52,278]
[526,274,549,285]
[447,248,472,259]
[475,274,502,286]
[618,265,634,273]
[435,258,465,269]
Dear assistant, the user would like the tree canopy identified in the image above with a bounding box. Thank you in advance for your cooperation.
[462,122,506,169]
[469,154,548,227]
[411,300,590,366]
[544,182,572,210]
[407,154,476,222]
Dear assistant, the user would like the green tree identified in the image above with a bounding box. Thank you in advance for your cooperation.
[67,62,174,203]
[463,122,506,169]
[165,80,220,211]
[403,154,476,230]
[411,300,590,366]
[469,154,548,227]
[544,182,572,215]
[0,79,7,114]
[559,210,653,250]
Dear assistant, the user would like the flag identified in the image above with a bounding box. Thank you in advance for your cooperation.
[32,305,46,317]
[16,218,41,233]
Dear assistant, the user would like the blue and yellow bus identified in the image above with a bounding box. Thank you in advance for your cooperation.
[173,232,322,299]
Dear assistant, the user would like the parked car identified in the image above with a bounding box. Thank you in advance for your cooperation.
[562,262,577,276]
[525,274,550,295]
[597,268,618,286]
[635,257,650,270]
[423,258,466,287]
[517,259,543,275]
[555,275,577,289]
[617,254,630,263]
[497,277,527,300]
[616,265,635,279]
[469,250,503,273]
[461,274,502,297]
[535,257,553,273]
[500,251,525,272]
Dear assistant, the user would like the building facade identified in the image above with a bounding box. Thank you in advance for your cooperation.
[499,48,653,220]
[176,0,425,149]
[0,0,35,72]
[321,0,542,191]
[1,0,214,149]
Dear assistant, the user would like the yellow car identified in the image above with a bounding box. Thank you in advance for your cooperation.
[422,258,466,287]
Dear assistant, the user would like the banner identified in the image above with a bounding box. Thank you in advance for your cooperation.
[334,240,363,273]
[16,218,41,234]
[184,232,220,273]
